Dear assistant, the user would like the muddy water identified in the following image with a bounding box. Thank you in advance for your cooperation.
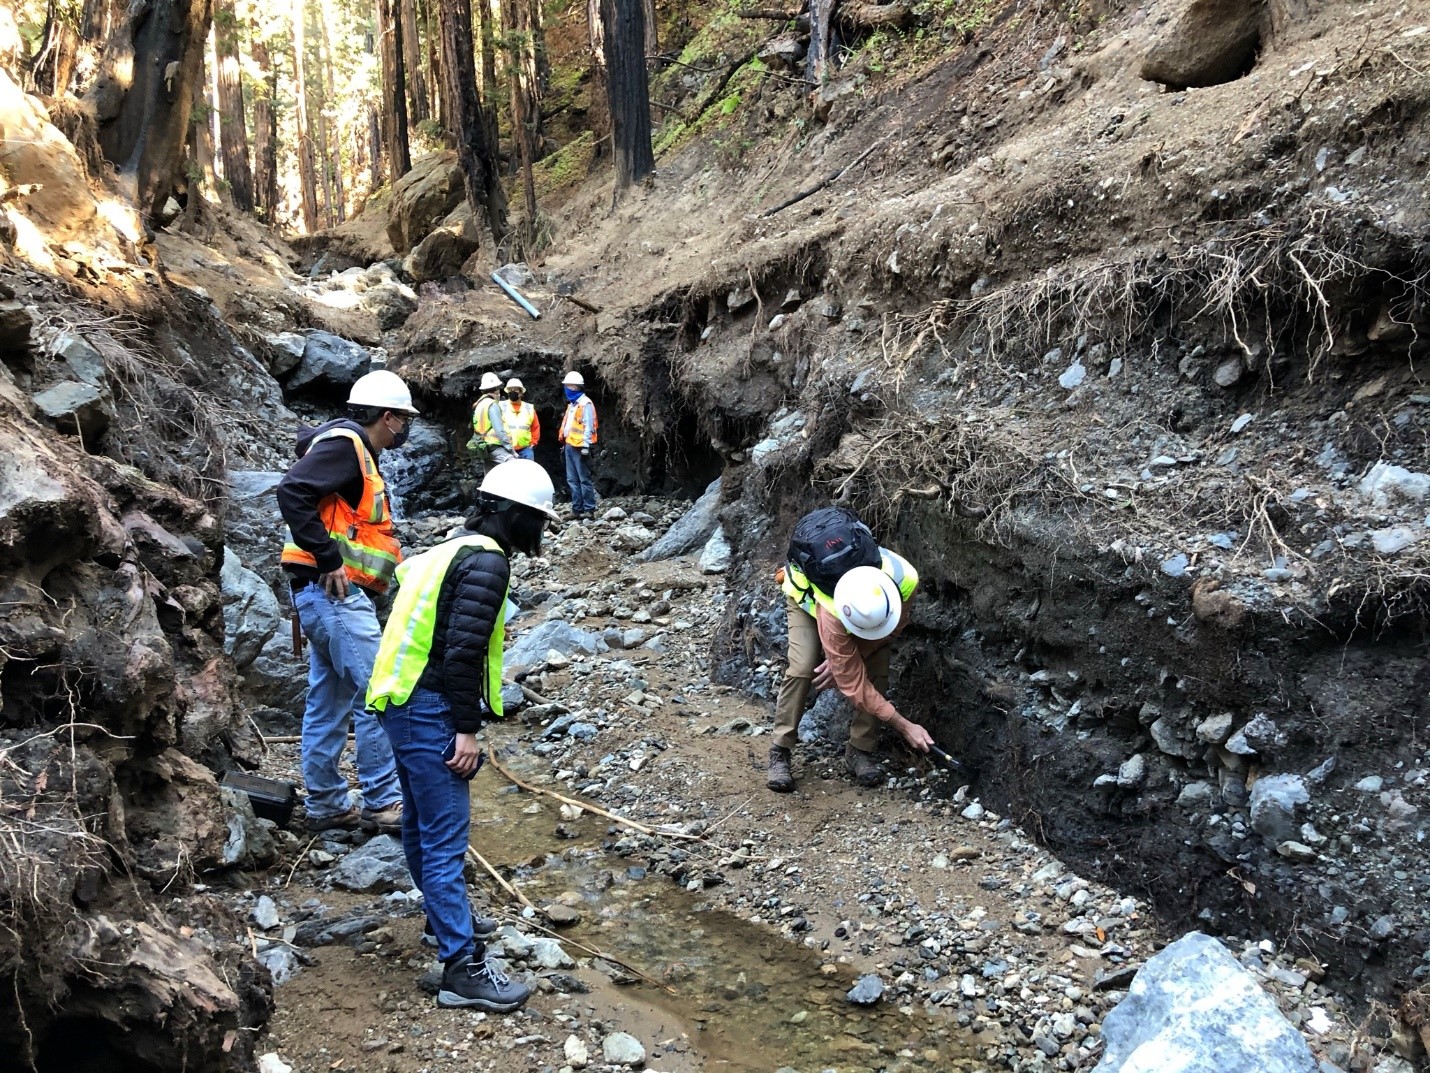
[468,749,982,1073]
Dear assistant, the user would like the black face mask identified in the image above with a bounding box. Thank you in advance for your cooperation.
[508,508,545,557]
[507,392,522,402]
[389,415,411,449]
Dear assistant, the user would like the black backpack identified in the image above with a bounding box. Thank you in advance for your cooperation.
[788,507,880,595]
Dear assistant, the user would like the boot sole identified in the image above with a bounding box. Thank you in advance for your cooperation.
[767,778,795,793]
[436,989,529,1013]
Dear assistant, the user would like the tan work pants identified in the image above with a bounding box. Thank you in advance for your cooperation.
[771,597,888,752]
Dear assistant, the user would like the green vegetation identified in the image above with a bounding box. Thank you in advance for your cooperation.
[533,130,598,196]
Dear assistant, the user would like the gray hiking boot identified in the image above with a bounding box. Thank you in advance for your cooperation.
[845,744,884,788]
[438,952,531,1013]
[767,746,795,793]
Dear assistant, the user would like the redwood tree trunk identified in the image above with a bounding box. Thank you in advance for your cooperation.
[251,31,279,220]
[642,0,657,60]
[501,0,539,241]
[599,0,653,192]
[291,0,320,231]
[87,0,215,223]
[317,0,344,223]
[213,0,253,212]
[377,0,412,181]
[437,0,507,247]
[400,0,429,126]
[476,0,500,167]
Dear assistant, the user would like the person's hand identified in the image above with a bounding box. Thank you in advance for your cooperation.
[896,717,933,753]
[580,447,589,457]
[812,660,835,691]
[319,568,350,600]
[446,733,482,777]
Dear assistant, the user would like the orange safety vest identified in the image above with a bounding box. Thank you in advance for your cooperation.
[280,428,402,593]
[559,394,598,448]
[505,400,539,449]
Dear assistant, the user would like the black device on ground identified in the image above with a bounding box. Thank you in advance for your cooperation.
[444,737,485,781]
[220,771,299,827]
[928,744,970,779]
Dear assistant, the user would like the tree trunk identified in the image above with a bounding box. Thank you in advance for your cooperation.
[291,0,320,232]
[599,0,654,192]
[586,0,610,146]
[437,0,507,247]
[421,0,441,128]
[806,0,832,82]
[642,0,657,60]
[476,0,500,168]
[368,106,383,188]
[212,0,253,212]
[317,0,344,223]
[86,0,214,224]
[501,0,538,243]
[30,0,81,96]
[377,0,412,181]
[400,0,429,126]
[251,30,279,221]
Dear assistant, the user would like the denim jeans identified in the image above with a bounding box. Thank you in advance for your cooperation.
[379,686,475,964]
[293,583,401,819]
[516,447,535,460]
[563,445,597,515]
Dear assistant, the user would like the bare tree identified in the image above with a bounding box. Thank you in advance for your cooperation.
[599,0,654,192]
[436,0,507,246]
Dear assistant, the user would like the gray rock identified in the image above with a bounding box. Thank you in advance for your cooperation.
[405,226,478,285]
[637,479,721,562]
[1177,782,1214,807]
[229,469,285,501]
[1196,713,1234,744]
[1213,357,1244,388]
[32,380,111,442]
[253,895,281,930]
[506,620,608,668]
[601,1031,646,1067]
[1092,932,1317,1073]
[528,937,575,969]
[378,419,446,513]
[1276,841,1317,862]
[1161,553,1189,578]
[221,547,282,669]
[1371,527,1418,555]
[847,974,885,1005]
[220,787,277,869]
[699,527,732,574]
[1360,461,1430,508]
[611,525,657,552]
[799,689,853,745]
[1150,717,1199,760]
[1059,361,1087,390]
[1354,775,1384,793]
[1249,774,1309,845]
[501,682,525,710]
[257,945,302,986]
[263,332,307,377]
[52,332,107,385]
[1240,713,1284,754]
[286,331,371,391]
[1117,754,1147,789]
[491,925,534,959]
[331,834,412,893]
[1369,914,1396,940]
[362,283,418,331]
[1303,756,1336,787]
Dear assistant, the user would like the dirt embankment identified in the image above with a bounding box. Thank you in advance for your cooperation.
[372,0,1430,1015]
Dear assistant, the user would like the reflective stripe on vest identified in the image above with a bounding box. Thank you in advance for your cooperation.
[505,401,538,449]
[280,428,402,593]
[779,548,919,618]
[472,396,507,446]
[559,395,597,447]
[366,534,508,717]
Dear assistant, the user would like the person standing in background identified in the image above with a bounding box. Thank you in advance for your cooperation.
[558,370,599,520]
[502,378,540,460]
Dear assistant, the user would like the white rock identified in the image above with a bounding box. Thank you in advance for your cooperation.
[564,1034,590,1069]
[258,1056,293,1073]
[602,1031,646,1066]
[961,802,985,821]
[1360,461,1430,507]
[252,895,280,930]
[529,936,575,969]
[699,527,732,573]
[1371,526,1417,554]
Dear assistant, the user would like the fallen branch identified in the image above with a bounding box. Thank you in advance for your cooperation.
[562,295,603,314]
[735,8,800,17]
[760,139,881,217]
[487,752,702,841]
[838,0,917,30]
[494,907,674,992]
[284,835,320,888]
[467,845,537,912]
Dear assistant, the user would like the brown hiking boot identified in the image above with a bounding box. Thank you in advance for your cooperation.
[361,801,403,833]
[767,746,795,793]
[844,744,884,788]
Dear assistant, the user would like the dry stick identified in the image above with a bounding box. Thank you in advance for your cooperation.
[487,753,701,841]
[491,906,674,992]
[285,835,321,888]
[562,295,603,315]
[466,845,537,911]
[761,140,881,218]
[266,733,353,744]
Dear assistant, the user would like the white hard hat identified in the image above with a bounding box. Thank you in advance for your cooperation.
[505,377,525,392]
[478,458,561,520]
[480,372,503,391]
[832,566,902,641]
[562,370,585,387]
[348,369,418,414]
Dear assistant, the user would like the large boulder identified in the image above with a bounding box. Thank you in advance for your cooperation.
[386,153,465,255]
[1140,0,1265,89]
[506,620,609,669]
[1093,932,1317,1073]
[379,419,447,512]
[362,283,419,331]
[331,834,412,893]
[405,225,480,285]
[637,479,721,562]
[32,380,112,443]
[284,331,371,392]
[221,547,281,670]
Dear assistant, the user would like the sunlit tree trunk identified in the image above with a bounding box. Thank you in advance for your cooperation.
[213,0,253,211]
[368,106,383,188]
[599,0,653,192]
[642,0,657,59]
[437,0,507,247]
[400,0,429,126]
[317,0,344,223]
[251,29,279,221]
[291,0,320,231]
[377,0,411,181]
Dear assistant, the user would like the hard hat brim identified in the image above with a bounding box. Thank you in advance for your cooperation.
[836,571,902,640]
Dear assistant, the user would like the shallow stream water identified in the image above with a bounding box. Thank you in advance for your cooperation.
[469,743,982,1072]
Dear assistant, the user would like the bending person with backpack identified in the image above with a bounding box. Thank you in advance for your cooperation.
[768,507,933,792]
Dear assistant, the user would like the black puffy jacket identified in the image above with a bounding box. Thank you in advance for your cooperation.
[415,543,511,732]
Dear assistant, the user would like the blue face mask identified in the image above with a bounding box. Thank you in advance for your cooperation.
[564,386,583,403]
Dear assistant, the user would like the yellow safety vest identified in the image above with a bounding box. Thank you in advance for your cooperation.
[471,394,508,447]
[780,548,919,619]
[280,427,402,593]
[504,401,538,449]
[366,534,508,717]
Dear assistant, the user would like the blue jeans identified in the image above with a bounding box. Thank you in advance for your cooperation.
[516,447,534,460]
[379,687,475,964]
[563,445,597,515]
[293,583,401,818]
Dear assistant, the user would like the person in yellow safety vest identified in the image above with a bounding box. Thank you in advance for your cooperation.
[558,369,599,519]
[767,510,932,793]
[502,378,540,460]
[367,459,560,1014]
[276,369,417,833]
[469,372,514,469]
